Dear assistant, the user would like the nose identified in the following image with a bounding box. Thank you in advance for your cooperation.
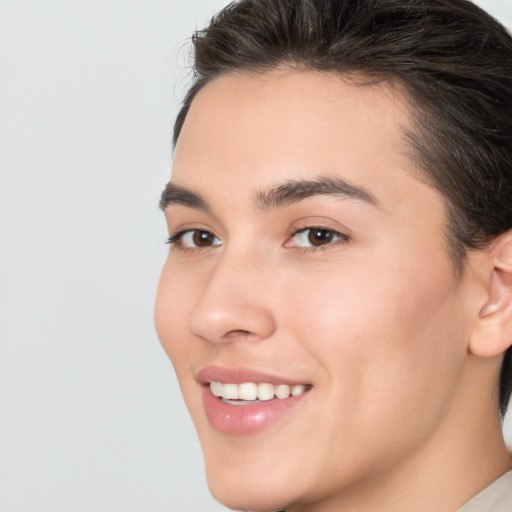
[189,250,277,344]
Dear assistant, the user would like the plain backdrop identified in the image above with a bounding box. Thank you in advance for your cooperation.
[0,1,511,511]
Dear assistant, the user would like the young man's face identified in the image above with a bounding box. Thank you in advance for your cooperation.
[155,70,477,511]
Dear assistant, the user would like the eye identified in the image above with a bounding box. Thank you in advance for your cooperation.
[167,229,222,249]
[286,227,348,249]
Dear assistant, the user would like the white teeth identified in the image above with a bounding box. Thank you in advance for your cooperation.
[238,382,258,400]
[275,384,291,399]
[209,381,309,401]
[291,385,307,397]
[222,383,239,400]
[210,381,223,397]
[257,383,275,401]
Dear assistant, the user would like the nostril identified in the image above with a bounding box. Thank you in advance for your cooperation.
[224,329,257,340]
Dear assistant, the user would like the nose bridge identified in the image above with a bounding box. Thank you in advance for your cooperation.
[189,244,277,344]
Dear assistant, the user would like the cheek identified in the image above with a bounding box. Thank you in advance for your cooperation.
[268,258,470,493]
[281,255,468,430]
[155,263,211,431]
[154,262,194,377]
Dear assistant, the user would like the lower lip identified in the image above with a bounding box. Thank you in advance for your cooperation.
[202,386,308,435]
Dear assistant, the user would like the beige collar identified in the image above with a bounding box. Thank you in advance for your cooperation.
[458,469,512,512]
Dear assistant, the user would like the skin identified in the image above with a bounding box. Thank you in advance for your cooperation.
[155,70,512,512]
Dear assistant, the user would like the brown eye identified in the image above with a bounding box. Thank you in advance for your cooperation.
[192,230,217,247]
[167,229,222,249]
[287,227,348,249]
[308,228,335,246]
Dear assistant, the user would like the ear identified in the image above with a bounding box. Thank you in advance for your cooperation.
[469,235,512,357]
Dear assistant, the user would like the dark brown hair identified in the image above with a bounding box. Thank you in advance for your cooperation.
[173,0,512,416]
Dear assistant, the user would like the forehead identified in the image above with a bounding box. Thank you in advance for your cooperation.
[168,70,454,271]
[172,70,415,195]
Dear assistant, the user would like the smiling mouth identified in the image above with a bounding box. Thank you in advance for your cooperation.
[210,381,312,405]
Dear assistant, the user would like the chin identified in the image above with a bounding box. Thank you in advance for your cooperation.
[208,477,291,512]
[202,446,301,512]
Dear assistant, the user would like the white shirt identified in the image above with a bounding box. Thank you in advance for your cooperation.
[458,469,512,512]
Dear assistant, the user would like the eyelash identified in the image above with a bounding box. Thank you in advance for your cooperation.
[166,230,188,245]
[166,226,349,252]
[287,226,350,251]
[166,229,221,250]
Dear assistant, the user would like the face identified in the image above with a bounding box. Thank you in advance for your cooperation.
[155,70,475,511]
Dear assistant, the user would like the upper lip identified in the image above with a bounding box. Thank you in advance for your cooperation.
[196,365,312,387]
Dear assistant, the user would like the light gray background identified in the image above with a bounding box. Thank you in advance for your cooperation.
[0,1,511,511]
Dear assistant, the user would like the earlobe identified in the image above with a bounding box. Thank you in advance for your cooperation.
[470,238,512,357]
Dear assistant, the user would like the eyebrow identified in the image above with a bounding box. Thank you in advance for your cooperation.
[159,175,380,212]
[256,175,380,209]
[159,182,210,212]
